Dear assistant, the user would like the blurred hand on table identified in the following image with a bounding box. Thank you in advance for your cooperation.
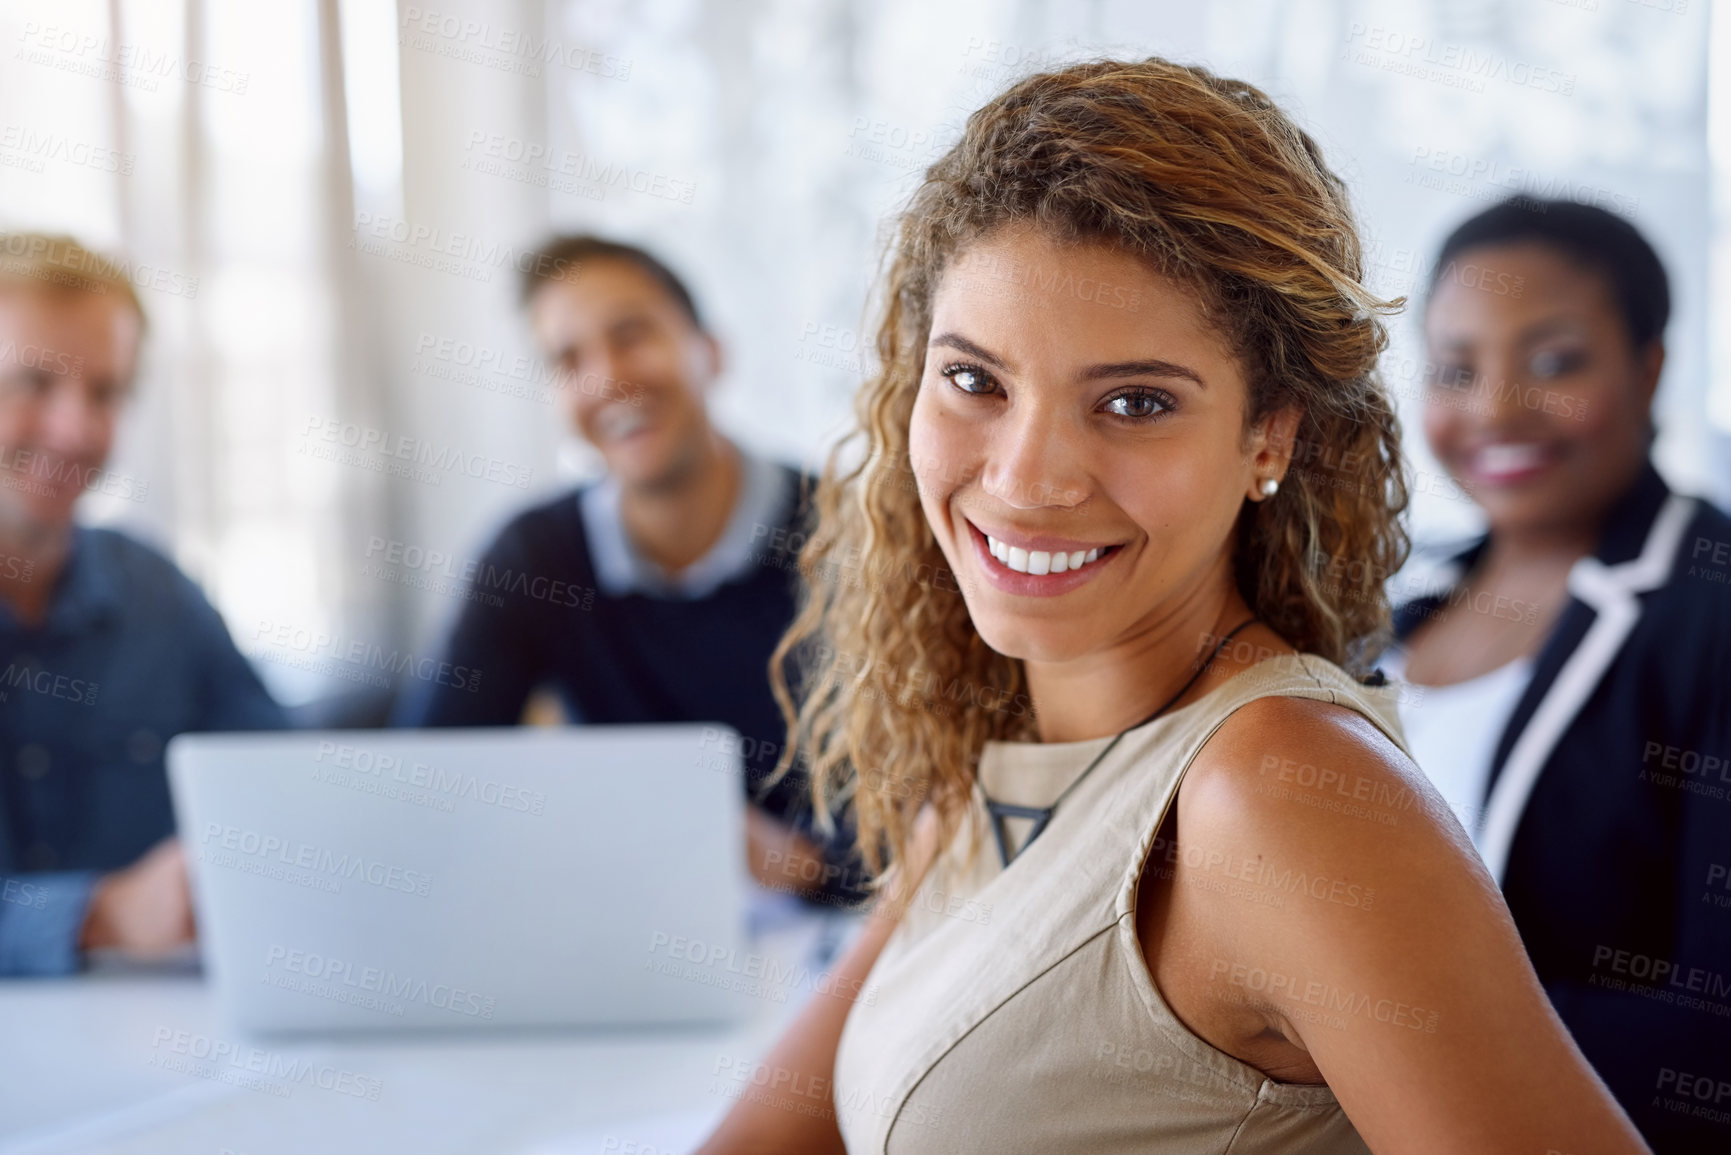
[79,838,196,958]
[745,808,832,899]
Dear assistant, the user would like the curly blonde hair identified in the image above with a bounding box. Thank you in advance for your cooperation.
[769,58,1408,879]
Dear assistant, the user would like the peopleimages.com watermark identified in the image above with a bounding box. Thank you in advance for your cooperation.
[1091,1040,1242,1103]
[1,876,48,910]
[1341,23,1577,97]
[1251,749,1424,829]
[956,35,1074,86]
[1703,863,1731,911]
[1639,740,1731,803]
[15,20,250,95]
[709,1054,950,1133]
[1144,832,1378,915]
[398,8,631,81]
[362,536,501,610]
[196,822,434,898]
[312,739,547,816]
[843,115,947,173]
[645,931,878,1007]
[1404,146,1638,216]
[1588,944,1731,1018]
[0,446,149,504]
[248,617,483,694]
[297,416,534,490]
[360,535,597,612]
[0,124,133,176]
[1687,535,1731,590]
[1210,956,1442,1036]
[792,320,866,376]
[412,331,552,407]
[0,232,197,300]
[262,943,499,1020]
[1361,237,1528,304]
[462,131,695,205]
[1650,1066,1731,1130]
[148,1028,382,1101]
[348,212,588,286]
[411,330,645,409]
[0,335,85,377]
[0,655,99,706]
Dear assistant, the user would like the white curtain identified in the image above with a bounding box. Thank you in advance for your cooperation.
[0,0,396,706]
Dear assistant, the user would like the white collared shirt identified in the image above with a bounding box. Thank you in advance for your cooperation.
[578,446,791,600]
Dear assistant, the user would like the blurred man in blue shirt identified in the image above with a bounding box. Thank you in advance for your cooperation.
[0,234,284,976]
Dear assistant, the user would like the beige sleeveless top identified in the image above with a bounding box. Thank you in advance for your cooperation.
[831,654,1411,1154]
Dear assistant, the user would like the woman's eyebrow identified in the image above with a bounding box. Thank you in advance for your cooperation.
[930,331,1010,370]
[1080,359,1205,387]
[1515,316,1588,345]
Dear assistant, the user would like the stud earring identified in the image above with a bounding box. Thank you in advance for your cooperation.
[1259,477,1279,499]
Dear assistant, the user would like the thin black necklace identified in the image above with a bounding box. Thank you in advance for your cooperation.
[981,616,1259,869]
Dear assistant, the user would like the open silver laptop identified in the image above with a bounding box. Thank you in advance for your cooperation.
[167,725,751,1034]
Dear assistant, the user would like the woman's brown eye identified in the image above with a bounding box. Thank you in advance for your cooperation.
[1530,350,1584,379]
[943,364,991,393]
[1103,388,1171,420]
[1429,363,1473,390]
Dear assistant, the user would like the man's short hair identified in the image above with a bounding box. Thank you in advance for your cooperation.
[0,233,148,328]
[519,234,703,330]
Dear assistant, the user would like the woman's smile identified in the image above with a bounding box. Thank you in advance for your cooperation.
[963,516,1125,597]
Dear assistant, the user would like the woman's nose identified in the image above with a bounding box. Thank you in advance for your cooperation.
[979,403,1088,510]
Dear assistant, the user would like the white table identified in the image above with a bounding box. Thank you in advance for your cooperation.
[0,901,858,1155]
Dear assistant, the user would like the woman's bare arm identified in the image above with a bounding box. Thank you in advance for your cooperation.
[695,806,944,1154]
[1153,696,1650,1154]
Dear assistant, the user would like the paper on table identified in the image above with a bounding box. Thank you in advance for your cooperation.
[518,1106,724,1155]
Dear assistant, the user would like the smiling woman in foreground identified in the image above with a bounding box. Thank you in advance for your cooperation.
[698,58,1648,1154]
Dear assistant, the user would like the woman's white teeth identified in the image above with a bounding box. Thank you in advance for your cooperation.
[985,535,1104,575]
[1478,442,1546,473]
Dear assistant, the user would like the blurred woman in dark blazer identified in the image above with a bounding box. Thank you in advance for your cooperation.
[1382,196,1731,1151]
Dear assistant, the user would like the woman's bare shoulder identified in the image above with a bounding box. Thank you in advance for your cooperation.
[1179,692,1473,866]
[1148,692,1646,1151]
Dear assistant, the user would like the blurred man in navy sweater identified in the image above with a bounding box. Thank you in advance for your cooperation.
[0,235,284,976]
[395,236,862,905]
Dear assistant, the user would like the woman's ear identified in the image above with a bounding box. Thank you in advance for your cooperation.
[1246,405,1302,502]
[1637,340,1664,408]
[702,332,725,384]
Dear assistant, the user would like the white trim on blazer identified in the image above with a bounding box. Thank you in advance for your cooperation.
[1477,493,1698,883]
